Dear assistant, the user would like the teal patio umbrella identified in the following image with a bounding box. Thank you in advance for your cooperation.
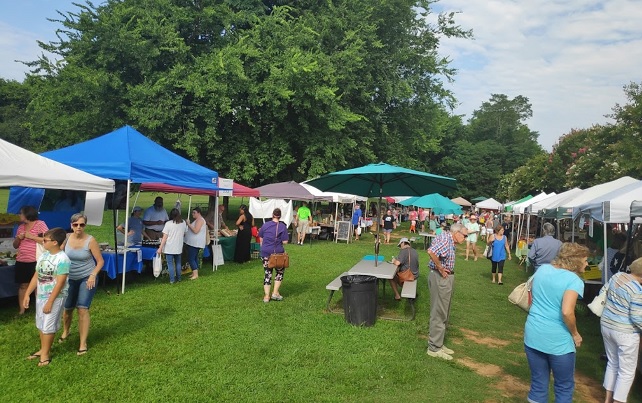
[401,193,462,215]
[307,163,457,264]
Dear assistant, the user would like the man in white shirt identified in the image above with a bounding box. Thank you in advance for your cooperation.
[143,197,169,240]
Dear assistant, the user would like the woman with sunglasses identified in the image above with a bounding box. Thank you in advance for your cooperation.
[13,205,49,316]
[59,213,104,356]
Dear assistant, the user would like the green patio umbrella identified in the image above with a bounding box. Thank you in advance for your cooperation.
[401,193,463,215]
[307,163,457,264]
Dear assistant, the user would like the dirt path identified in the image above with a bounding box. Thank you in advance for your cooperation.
[456,328,603,402]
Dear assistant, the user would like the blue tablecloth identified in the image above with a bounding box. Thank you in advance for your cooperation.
[140,246,158,261]
[101,251,143,280]
[0,265,18,298]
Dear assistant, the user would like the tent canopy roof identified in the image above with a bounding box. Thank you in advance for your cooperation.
[305,162,457,197]
[0,138,114,192]
[475,197,502,210]
[300,183,367,203]
[43,125,218,191]
[451,196,472,207]
[140,181,259,198]
[255,181,331,201]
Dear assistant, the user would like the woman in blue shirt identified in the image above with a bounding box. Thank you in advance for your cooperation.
[486,225,511,284]
[524,242,588,403]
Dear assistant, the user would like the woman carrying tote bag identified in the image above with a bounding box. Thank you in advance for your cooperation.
[258,208,289,303]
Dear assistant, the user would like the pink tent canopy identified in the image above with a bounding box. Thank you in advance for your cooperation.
[140,182,259,197]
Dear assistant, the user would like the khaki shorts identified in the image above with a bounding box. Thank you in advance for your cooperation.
[297,220,309,234]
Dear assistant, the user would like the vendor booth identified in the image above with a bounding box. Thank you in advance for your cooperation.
[0,138,114,298]
[39,125,226,293]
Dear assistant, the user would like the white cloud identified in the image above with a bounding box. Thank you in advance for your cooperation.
[0,22,49,81]
[432,0,642,150]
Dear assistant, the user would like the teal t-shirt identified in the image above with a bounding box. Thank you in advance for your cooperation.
[524,264,584,355]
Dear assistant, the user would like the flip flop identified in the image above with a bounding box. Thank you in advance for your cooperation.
[38,359,52,367]
[27,351,40,360]
[77,349,88,356]
[58,336,68,344]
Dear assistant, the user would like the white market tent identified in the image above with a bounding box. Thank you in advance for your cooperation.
[475,197,502,211]
[300,183,367,203]
[512,192,552,214]
[577,180,642,223]
[576,180,642,283]
[554,176,639,220]
[0,138,115,192]
[529,188,583,216]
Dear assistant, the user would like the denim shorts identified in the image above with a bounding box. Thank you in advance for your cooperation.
[64,275,98,310]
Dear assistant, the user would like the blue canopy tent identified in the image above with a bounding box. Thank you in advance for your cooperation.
[38,125,223,293]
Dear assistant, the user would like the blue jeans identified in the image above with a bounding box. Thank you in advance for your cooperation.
[166,254,181,283]
[64,275,98,309]
[525,344,575,403]
[186,245,201,272]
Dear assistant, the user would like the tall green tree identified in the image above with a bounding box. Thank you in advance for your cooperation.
[0,79,31,148]
[25,0,471,185]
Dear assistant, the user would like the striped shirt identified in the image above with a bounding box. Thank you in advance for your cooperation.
[601,272,642,334]
[16,220,49,263]
[427,231,456,272]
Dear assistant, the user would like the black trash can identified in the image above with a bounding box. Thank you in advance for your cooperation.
[341,275,377,326]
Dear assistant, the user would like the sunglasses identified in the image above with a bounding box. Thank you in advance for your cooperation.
[72,222,86,228]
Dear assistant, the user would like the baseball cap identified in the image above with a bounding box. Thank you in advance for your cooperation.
[397,237,410,247]
[132,206,143,212]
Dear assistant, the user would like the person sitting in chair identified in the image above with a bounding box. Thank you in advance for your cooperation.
[389,238,419,301]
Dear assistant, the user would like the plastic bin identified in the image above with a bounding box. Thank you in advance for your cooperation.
[341,275,377,326]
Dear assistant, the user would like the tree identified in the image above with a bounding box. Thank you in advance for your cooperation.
[24,0,471,185]
[0,79,31,148]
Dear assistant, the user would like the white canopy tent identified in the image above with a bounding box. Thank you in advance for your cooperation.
[512,192,552,214]
[528,188,583,216]
[555,176,639,220]
[577,180,642,223]
[475,197,502,211]
[0,138,115,192]
[300,183,367,203]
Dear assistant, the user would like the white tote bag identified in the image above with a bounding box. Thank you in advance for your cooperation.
[153,253,162,278]
[588,283,609,317]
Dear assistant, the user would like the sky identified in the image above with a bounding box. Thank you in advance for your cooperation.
[1,1,641,151]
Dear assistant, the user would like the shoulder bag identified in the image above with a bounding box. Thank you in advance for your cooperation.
[395,250,415,285]
[508,275,534,312]
[267,222,289,269]
[588,276,615,317]
[484,239,493,260]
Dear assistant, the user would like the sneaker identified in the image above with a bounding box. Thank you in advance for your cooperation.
[426,348,453,361]
[271,294,284,301]
[441,345,454,355]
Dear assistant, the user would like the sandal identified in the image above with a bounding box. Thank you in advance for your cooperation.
[77,349,88,356]
[262,297,270,303]
[58,335,68,344]
[38,359,52,367]
[270,294,284,301]
[27,351,41,360]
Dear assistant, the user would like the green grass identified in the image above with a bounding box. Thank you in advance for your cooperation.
[1,191,641,402]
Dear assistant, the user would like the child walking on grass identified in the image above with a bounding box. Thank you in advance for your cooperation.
[23,228,70,367]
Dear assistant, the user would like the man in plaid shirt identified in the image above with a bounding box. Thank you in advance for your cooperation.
[426,222,468,360]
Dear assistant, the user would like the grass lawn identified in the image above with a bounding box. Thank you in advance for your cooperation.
[1,191,641,402]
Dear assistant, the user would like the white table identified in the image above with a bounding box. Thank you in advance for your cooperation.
[347,259,396,279]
